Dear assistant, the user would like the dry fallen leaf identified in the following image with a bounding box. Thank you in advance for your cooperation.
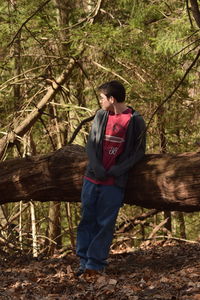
[108,278,117,285]
[160,276,169,283]
[66,265,73,274]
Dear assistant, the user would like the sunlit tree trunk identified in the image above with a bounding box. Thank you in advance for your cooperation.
[140,208,145,241]
[47,0,74,253]
[65,203,75,251]
[19,201,23,250]
[47,201,61,255]
[22,134,37,254]
[30,201,38,257]
[53,0,82,252]
[47,103,63,254]
[176,212,186,239]
[157,107,172,233]
[174,124,187,239]
[9,0,25,251]
[0,206,7,228]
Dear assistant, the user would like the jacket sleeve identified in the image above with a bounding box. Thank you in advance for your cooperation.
[107,115,146,177]
[86,112,107,180]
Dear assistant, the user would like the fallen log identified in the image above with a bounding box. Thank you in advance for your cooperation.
[0,145,200,212]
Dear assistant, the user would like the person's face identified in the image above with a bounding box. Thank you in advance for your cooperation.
[99,93,114,111]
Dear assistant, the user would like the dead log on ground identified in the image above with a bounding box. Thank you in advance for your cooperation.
[0,145,200,212]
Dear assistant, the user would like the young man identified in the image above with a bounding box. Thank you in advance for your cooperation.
[76,80,146,276]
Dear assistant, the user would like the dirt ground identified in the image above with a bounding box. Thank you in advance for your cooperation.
[0,240,199,300]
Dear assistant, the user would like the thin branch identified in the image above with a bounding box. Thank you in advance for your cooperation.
[134,47,200,154]
[0,64,50,91]
[75,60,100,106]
[144,235,199,244]
[148,218,169,239]
[4,204,30,228]
[96,47,147,82]
[59,0,103,31]
[168,37,200,60]
[117,209,160,233]
[146,47,200,131]
[184,42,200,55]
[164,2,173,14]
[185,29,200,41]
[39,117,56,151]
[24,24,47,50]
[68,115,95,145]
[90,0,104,23]
[8,0,52,47]
[92,60,132,86]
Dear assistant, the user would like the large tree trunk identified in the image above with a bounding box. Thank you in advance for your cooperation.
[0,145,200,212]
[190,0,200,28]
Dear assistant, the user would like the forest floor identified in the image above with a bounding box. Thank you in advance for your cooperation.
[0,240,199,300]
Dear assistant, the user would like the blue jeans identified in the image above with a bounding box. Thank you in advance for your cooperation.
[76,179,124,271]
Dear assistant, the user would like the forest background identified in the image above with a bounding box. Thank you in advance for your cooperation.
[0,0,199,258]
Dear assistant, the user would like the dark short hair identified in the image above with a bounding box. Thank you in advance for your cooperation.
[98,80,126,103]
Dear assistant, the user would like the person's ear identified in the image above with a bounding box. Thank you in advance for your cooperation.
[109,96,115,104]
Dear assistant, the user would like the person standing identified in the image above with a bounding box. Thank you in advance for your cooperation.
[76,80,146,276]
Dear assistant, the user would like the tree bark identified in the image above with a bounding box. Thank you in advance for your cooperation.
[0,145,200,212]
[157,106,172,232]
[190,0,200,28]
[47,201,62,255]
[176,211,187,239]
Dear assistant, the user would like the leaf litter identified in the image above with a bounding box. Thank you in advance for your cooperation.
[0,240,199,300]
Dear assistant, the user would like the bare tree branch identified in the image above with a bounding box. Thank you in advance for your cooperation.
[68,115,95,145]
[168,37,200,60]
[0,57,77,159]
[146,47,200,131]
[92,60,132,86]
[117,209,160,233]
[8,0,52,47]
[58,0,103,31]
